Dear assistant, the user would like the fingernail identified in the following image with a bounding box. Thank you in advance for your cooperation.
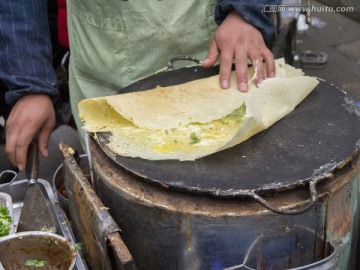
[239,82,248,92]
[270,72,275,78]
[18,164,24,171]
[257,79,263,85]
[222,79,229,89]
[44,148,49,157]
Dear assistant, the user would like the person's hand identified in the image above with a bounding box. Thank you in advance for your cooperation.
[202,11,275,92]
[5,94,56,171]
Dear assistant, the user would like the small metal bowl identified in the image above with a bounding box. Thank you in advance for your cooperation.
[0,231,76,269]
[52,155,90,217]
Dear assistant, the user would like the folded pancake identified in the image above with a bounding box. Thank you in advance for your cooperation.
[78,58,319,160]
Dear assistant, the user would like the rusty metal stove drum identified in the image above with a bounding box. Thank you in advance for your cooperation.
[71,63,360,270]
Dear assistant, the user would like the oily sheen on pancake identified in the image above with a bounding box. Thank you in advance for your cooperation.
[78,58,319,160]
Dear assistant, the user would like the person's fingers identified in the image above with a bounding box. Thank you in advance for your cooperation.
[14,130,33,172]
[219,51,234,89]
[5,120,21,169]
[202,38,220,67]
[255,58,265,86]
[38,132,50,157]
[234,53,249,92]
[38,119,55,157]
[262,49,276,78]
[6,125,34,171]
[5,94,55,171]
[249,49,265,86]
[203,11,276,91]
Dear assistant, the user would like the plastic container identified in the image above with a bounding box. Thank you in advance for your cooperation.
[0,192,14,235]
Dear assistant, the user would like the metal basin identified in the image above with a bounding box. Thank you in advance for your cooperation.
[52,155,90,216]
[0,231,76,269]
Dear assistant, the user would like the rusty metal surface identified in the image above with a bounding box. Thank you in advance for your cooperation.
[59,142,136,270]
[327,186,352,239]
[108,232,137,270]
[320,157,360,270]
[89,137,360,269]
[96,77,360,200]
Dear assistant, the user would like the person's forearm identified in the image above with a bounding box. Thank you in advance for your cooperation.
[0,0,58,106]
[215,0,281,42]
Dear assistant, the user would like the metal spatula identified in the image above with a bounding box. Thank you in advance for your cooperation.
[17,142,56,232]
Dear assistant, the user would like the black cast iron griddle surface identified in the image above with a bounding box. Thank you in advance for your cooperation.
[96,79,360,196]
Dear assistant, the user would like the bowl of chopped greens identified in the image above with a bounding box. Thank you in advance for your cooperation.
[0,231,76,269]
[0,192,13,237]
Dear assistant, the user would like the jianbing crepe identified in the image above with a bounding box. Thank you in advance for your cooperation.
[78,58,319,160]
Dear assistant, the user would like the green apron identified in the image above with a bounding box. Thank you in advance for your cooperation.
[67,0,218,145]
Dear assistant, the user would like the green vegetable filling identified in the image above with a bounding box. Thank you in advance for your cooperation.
[0,206,12,237]
[74,243,82,250]
[24,260,47,267]
[189,132,201,144]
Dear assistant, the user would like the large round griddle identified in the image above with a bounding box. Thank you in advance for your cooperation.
[95,65,360,203]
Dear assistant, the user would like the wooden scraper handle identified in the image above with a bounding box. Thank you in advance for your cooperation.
[26,141,39,183]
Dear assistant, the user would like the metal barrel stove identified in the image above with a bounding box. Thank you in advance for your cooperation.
[85,136,359,270]
[61,64,360,270]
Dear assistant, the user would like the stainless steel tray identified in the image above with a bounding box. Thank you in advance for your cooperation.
[0,178,88,270]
